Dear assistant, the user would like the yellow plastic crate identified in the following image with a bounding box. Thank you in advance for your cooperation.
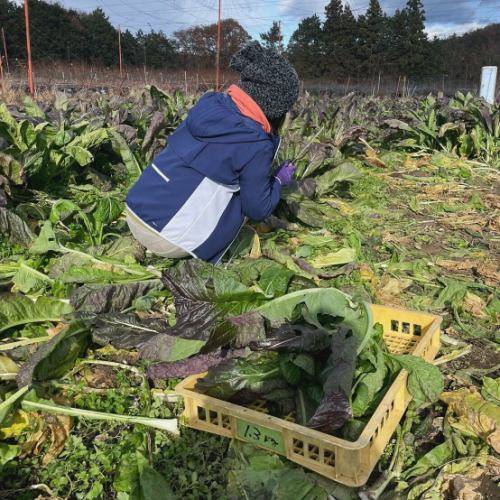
[175,304,441,487]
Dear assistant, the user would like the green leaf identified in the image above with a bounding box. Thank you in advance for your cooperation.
[279,354,302,385]
[138,463,176,500]
[352,342,388,417]
[29,221,61,254]
[108,128,142,180]
[115,450,176,499]
[403,441,455,479]
[258,266,294,297]
[0,385,30,425]
[292,354,315,377]
[12,262,53,294]
[23,96,47,119]
[0,294,73,334]
[256,288,372,354]
[0,442,19,467]
[315,162,362,196]
[195,352,283,400]
[16,323,89,385]
[64,145,94,166]
[295,387,319,426]
[93,195,124,226]
[482,377,500,404]
[0,151,24,184]
[388,354,444,407]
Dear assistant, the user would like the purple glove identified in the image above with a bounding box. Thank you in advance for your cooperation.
[275,161,296,186]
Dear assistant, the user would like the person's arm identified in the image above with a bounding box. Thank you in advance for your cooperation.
[239,146,281,221]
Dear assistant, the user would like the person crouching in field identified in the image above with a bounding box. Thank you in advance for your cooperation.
[125,41,299,263]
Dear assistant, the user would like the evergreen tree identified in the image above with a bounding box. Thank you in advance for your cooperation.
[386,8,409,75]
[405,0,429,75]
[339,4,358,76]
[80,8,117,66]
[287,15,323,78]
[322,0,343,75]
[357,0,386,76]
[260,21,283,52]
[322,0,357,77]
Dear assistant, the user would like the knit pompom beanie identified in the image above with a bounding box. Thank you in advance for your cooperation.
[229,41,299,120]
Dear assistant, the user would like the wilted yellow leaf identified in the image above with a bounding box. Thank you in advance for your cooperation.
[476,261,500,286]
[364,147,386,168]
[376,276,412,305]
[441,388,500,453]
[436,259,475,271]
[47,322,66,337]
[323,198,356,215]
[27,414,72,465]
[463,292,487,319]
[0,410,30,439]
[0,355,18,380]
[310,248,355,268]
[359,264,377,285]
[249,233,261,259]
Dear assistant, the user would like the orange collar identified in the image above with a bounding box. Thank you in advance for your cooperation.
[227,84,271,134]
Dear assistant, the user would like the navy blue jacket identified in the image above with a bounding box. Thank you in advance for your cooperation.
[125,92,281,263]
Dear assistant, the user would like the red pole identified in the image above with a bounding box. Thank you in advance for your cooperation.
[24,0,34,96]
[1,28,9,74]
[215,0,221,91]
[0,56,4,91]
[118,26,123,80]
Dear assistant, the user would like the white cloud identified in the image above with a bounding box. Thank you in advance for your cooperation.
[425,21,488,38]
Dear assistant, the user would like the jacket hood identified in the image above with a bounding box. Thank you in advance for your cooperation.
[185,92,271,144]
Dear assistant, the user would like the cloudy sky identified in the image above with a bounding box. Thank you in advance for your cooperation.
[50,0,500,40]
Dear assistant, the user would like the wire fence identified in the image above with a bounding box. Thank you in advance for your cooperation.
[1,61,496,99]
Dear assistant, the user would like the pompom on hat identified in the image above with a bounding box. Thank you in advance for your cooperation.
[229,41,299,121]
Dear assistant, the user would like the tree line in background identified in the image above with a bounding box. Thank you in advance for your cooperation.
[286,0,500,81]
[0,0,499,83]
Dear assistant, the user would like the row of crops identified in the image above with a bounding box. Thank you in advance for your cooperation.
[0,87,499,499]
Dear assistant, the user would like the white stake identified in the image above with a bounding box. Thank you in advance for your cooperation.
[480,66,497,104]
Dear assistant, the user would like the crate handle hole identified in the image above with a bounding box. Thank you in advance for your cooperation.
[402,322,410,334]
[197,406,207,421]
[413,324,422,336]
[391,320,399,332]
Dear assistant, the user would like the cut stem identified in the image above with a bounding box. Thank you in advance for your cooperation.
[22,399,179,434]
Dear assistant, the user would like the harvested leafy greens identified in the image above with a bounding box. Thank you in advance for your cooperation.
[193,285,443,439]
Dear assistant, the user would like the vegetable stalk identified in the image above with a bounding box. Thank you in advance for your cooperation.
[22,399,179,434]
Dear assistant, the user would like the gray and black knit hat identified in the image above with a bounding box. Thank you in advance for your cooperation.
[230,41,299,120]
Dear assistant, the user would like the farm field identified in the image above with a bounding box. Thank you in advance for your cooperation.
[0,88,499,499]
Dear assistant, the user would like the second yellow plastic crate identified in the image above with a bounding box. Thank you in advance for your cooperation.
[175,304,441,487]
